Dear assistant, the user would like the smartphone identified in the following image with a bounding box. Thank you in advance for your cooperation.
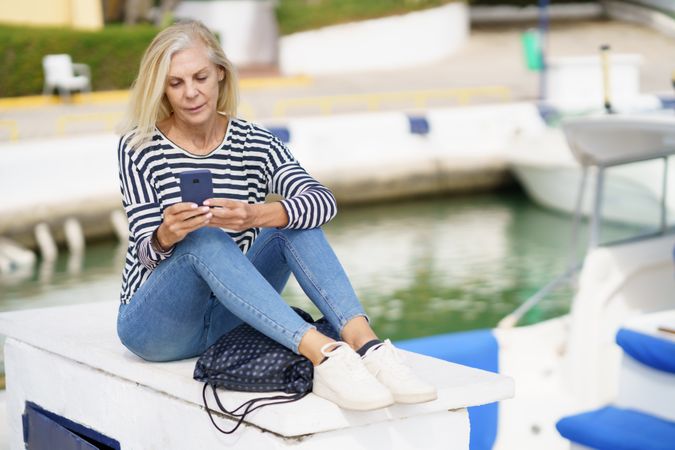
[179,169,213,206]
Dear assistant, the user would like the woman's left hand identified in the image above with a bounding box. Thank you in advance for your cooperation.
[204,198,289,230]
[203,198,258,232]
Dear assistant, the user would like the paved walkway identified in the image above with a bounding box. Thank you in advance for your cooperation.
[1,19,674,142]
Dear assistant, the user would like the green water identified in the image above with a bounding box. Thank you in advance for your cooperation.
[1,189,595,344]
[285,190,580,340]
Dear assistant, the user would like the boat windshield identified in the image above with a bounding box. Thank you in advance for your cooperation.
[562,115,675,251]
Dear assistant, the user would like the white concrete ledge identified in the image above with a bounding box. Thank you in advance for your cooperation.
[279,3,468,75]
[0,302,514,449]
[0,133,120,234]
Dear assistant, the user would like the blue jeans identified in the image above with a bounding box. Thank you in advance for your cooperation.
[117,227,367,362]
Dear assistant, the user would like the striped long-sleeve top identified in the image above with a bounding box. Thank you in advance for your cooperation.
[117,117,337,304]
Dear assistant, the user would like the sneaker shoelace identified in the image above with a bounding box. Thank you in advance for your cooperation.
[369,340,414,379]
[321,342,373,382]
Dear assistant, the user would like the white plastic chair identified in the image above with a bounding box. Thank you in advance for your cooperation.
[42,54,91,99]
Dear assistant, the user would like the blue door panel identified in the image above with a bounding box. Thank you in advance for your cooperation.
[24,406,98,450]
[23,402,121,450]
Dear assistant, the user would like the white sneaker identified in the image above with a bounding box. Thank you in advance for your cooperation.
[362,339,438,404]
[313,342,394,411]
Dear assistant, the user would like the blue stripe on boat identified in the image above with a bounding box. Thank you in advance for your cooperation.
[556,406,675,450]
[397,329,499,450]
[616,328,675,374]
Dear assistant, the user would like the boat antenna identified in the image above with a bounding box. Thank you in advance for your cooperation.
[538,0,550,101]
[600,44,614,114]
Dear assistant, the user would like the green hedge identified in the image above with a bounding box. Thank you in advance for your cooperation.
[0,24,158,97]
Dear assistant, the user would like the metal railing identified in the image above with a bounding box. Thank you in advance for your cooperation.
[499,142,675,328]
[56,112,123,136]
[273,86,512,117]
[0,120,19,141]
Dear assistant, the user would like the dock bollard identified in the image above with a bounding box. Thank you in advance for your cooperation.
[0,237,36,274]
[64,217,85,255]
[110,210,129,243]
[34,223,58,262]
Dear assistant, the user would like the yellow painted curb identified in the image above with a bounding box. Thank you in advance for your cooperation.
[0,90,129,110]
[240,74,312,89]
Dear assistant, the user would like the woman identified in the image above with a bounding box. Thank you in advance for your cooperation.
[116,20,436,411]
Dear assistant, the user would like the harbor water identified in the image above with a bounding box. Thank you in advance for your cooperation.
[2,188,641,344]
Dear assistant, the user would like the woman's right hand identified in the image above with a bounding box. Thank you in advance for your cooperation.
[155,203,212,249]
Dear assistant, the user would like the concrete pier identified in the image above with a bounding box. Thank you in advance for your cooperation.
[0,302,514,450]
[0,103,547,250]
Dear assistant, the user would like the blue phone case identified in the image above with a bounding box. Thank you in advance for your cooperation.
[179,169,213,205]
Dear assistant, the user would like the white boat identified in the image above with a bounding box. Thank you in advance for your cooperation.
[508,113,675,228]
[402,114,675,449]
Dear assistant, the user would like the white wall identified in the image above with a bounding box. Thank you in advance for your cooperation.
[174,0,278,66]
[546,54,642,110]
[605,0,675,39]
[279,3,469,76]
[283,103,542,184]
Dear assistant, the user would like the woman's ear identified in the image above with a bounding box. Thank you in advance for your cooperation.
[218,66,225,82]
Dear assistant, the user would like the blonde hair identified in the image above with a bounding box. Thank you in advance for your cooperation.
[120,20,238,149]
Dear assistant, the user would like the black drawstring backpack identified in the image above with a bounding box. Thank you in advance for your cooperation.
[193,307,339,434]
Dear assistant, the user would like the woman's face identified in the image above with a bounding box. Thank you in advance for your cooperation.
[165,43,224,128]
